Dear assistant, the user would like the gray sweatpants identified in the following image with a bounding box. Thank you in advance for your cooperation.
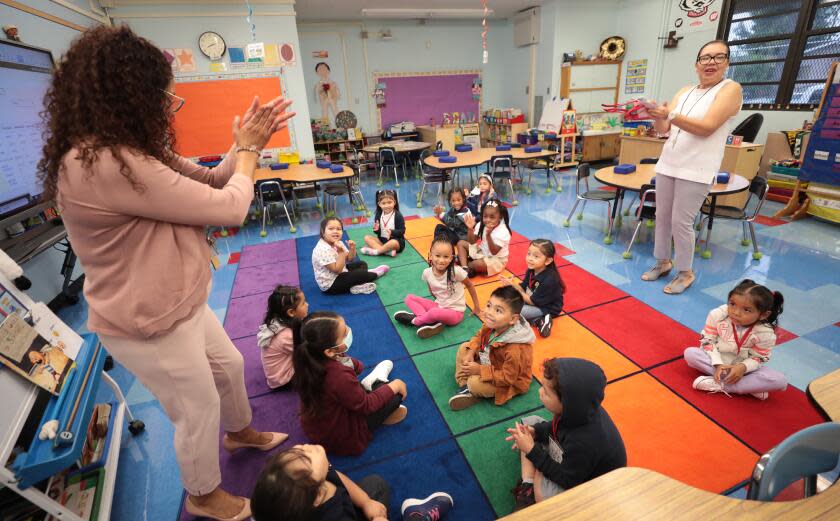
[653,174,711,273]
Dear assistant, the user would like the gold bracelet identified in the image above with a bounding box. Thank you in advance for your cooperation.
[235,145,261,155]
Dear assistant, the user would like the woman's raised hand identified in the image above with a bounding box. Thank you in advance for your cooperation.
[233,96,296,149]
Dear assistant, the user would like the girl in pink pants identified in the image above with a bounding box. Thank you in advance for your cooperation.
[394,237,481,339]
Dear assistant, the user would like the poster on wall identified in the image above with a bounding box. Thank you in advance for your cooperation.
[625,59,647,95]
[313,61,342,125]
[672,0,721,34]
[162,48,197,73]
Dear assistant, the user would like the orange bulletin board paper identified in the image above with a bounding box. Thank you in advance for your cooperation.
[173,76,291,157]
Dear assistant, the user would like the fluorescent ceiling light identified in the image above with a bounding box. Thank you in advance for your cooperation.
[361,8,495,19]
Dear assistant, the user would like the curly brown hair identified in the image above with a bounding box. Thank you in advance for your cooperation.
[38,25,175,199]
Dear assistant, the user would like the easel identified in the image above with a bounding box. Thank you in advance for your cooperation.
[774,62,837,220]
[0,281,144,520]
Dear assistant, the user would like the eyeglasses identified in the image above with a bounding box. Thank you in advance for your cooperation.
[697,53,729,65]
[161,89,185,113]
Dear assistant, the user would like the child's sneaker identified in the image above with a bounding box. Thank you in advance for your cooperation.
[360,246,379,256]
[360,360,394,391]
[512,480,535,511]
[539,313,553,338]
[751,391,769,400]
[394,311,416,325]
[417,323,445,339]
[401,492,453,520]
[370,264,390,277]
[384,404,408,425]
[350,282,376,294]
[390,249,397,257]
[448,387,480,411]
[692,375,729,396]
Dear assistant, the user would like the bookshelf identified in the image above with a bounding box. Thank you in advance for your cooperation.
[481,122,529,146]
[313,138,364,164]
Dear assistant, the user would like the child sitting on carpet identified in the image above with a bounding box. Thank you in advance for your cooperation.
[464,200,511,278]
[257,285,309,390]
[449,286,534,411]
[465,174,497,217]
[252,444,454,521]
[685,279,788,400]
[312,217,389,295]
[506,358,627,510]
[394,235,481,339]
[500,239,565,339]
[433,188,471,268]
[361,189,406,257]
[293,311,408,456]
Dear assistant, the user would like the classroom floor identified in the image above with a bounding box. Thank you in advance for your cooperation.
[61,164,840,520]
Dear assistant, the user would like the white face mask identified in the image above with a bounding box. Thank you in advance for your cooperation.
[329,327,353,355]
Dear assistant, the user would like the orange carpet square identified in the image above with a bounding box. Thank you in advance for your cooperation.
[530,316,639,383]
[506,241,572,277]
[404,216,442,238]
[469,269,517,286]
[408,235,434,259]
[604,373,758,493]
[467,281,508,313]
[559,264,628,312]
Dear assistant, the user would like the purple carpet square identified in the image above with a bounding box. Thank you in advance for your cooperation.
[231,260,300,298]
[179,391,305,520]
[239,239,297,268]
[233,335,274,398]
[224,291,272,340]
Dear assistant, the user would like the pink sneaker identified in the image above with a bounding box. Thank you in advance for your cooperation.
[370,264,389,277]
[390,249,397,257]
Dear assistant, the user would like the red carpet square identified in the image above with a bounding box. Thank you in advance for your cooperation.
[227,252,241,264]
[510,230,530,245]
[755,215,788,226]
[573,297,698,368]
[650,359,826,454]
[554,243,575,256]
[404,214,420,221]
[506,242,572,277]
[558,264,628,313]
[342,215,368,226]
[775,327,798,346]
[605,373,758,493]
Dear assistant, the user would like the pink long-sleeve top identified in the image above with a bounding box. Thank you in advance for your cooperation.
[57,146,253,339]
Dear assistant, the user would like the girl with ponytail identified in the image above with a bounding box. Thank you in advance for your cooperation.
[292,312,409,455]
[684,279,788,400]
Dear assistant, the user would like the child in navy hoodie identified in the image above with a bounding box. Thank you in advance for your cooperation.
[506,358,626,510]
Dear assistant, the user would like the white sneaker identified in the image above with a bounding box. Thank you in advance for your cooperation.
[751,392,769,400]
[692,375,729,396]
[350,282,376,294]
[360,360,394,391]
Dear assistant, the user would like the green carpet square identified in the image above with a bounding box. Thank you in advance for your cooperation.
[457,412,551,516]
[384,303,483,355]
[376,263,430,306]
[412,344,543,434]
[345,227,426,269]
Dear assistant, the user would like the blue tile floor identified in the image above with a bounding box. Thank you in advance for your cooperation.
[57,164,840,519]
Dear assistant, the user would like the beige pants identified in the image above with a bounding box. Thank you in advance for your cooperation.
[468,243,508,276]
[99,305,252,496]
[455,343,497,398]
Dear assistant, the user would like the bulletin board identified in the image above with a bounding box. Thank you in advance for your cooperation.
[374,70,481,130]
[173,73,292,157]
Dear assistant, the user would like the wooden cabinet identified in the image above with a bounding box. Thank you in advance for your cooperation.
[560,60,622,114]
[581,133,621,162]
[313,138,365,164]
[481,122,529,147]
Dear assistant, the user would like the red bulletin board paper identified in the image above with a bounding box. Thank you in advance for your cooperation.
[172,77,291,157]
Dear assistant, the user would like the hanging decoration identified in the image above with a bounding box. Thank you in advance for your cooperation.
[481,0,488,64]
[471,78,482,101]
[244,0,257,42]
[373,82,386,106]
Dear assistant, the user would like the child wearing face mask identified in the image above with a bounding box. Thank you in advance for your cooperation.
[293,312,409,456]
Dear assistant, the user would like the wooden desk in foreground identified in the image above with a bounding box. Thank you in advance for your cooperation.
[809,369,840,421]
[500,466,840,520]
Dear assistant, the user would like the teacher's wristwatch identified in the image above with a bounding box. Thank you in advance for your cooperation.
[235,145,261,155]
[667,110,679,122]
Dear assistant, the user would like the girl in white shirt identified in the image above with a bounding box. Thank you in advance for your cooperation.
[311,217,389,295]
[361,190,406,257]
[464,199,512,277]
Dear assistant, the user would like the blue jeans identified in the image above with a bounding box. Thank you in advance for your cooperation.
[521,304,547,324]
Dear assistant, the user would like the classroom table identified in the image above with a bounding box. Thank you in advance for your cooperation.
[362,141,432,153]
[808,368,840,421]
[594,164,749,247]
[499,465,840,520]
[254,163,355,214]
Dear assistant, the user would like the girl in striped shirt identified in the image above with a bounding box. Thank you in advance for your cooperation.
[684,279,788,400]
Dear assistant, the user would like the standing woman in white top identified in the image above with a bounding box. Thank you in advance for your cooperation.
[643,40,743,294]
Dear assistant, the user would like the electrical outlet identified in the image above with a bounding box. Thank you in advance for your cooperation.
[546,87,550,95]
[525,86,529,94]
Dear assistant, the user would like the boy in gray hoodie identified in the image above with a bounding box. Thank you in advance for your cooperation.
[506,357,626,509]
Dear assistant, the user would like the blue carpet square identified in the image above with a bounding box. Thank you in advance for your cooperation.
[344,306,411,364]
[297,252,382,313]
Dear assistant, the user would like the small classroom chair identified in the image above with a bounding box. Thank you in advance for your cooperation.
[416,149,452,208]
[489,154,518,206]
[563,163,618,244]
[255,180,296,236]
[747,422,840,501]
[623,157,658,216]
[622,183,655,259]
[521,143,562,194]
[377,146,401,187]
[436,140,443,151]
[322,147,369,217]
[732,113,764,144]
[696,176,768,260]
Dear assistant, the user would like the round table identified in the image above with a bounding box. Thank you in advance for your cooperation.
[594,163,750,254]
[362,141,432,153]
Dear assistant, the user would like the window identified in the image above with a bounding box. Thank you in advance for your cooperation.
[719,0,840,110]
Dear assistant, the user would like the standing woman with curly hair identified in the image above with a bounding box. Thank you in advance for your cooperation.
[40,26,296,521]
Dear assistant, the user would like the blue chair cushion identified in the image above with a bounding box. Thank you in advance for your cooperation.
[433,150,450,157]
[455,144,473,152]
[716,172,731,184]
[524,146,542,153]
[316,160,331,169]
[614,164,637,174]
[495,145,512,151]
[330,164,344,173]
[270,163,290,170]
[439,156,457,164]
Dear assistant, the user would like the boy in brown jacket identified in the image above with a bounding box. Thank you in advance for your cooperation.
[450,285,535,410]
